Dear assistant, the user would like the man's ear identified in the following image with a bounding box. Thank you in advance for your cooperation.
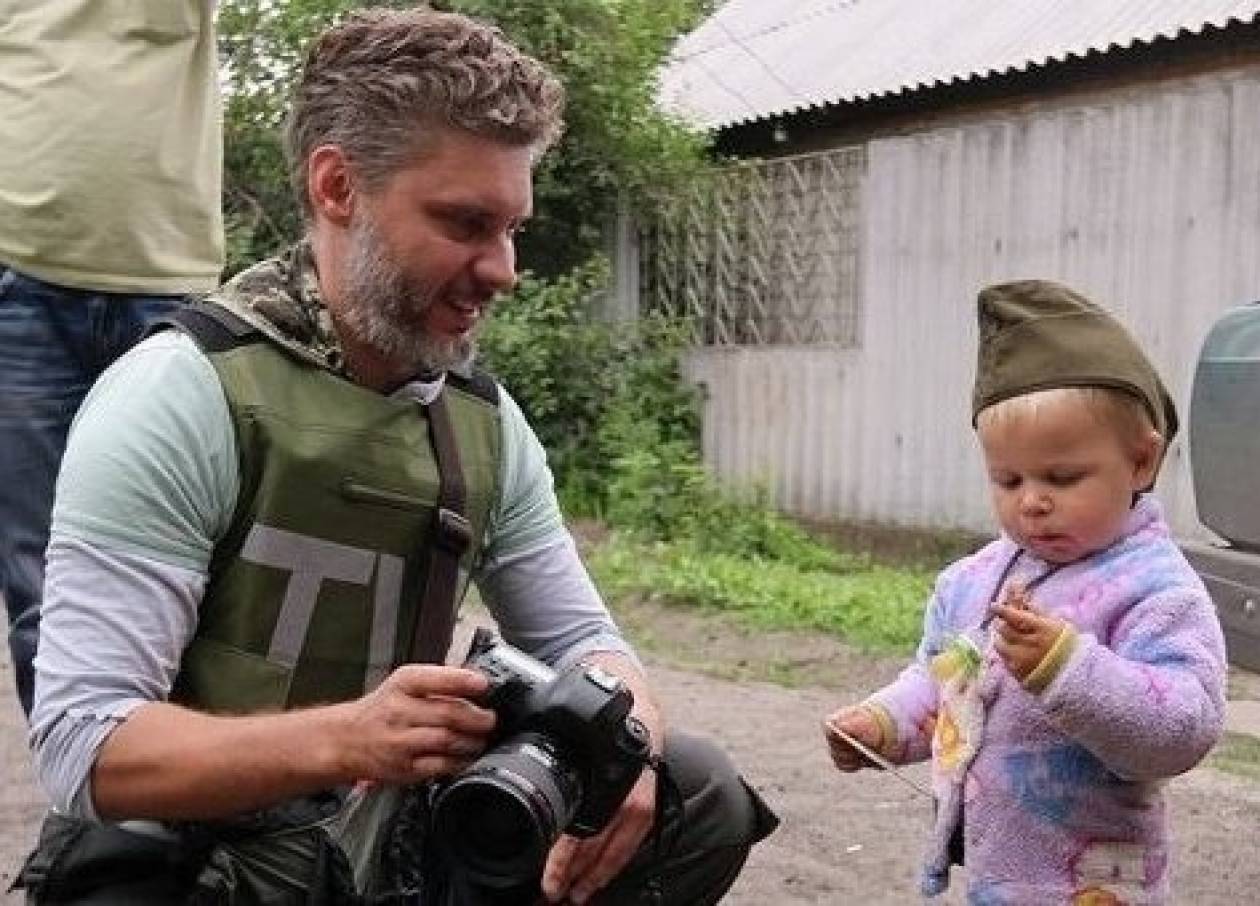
[1132,428,1165,490]
[307,145,356,226]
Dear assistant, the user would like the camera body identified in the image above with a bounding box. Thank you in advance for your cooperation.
[430,628,651,888]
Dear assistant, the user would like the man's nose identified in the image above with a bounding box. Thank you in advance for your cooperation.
[473,235,517,294]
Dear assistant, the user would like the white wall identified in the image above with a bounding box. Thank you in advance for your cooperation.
[686,64,1260,540]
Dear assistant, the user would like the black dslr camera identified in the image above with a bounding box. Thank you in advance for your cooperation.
[430,628,652,889]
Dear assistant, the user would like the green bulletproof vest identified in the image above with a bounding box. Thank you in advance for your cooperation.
[171,323,502,714]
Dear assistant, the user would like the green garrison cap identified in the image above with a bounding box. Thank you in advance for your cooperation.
[972,280,1178,441]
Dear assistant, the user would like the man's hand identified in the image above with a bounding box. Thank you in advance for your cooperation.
[335,664,496,784]
[538,650,664,903]
[991,601,1066,683]
[823,705,885,772]
[540,766,657,904]
[91,664,496,821]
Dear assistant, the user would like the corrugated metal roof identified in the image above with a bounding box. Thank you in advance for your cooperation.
[658,0,1260,129]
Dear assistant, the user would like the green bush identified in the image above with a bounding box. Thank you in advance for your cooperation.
[480,258,702,516]
[481,262,870,573]
[601,421,864,572]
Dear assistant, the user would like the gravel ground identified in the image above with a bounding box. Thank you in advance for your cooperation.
[3,601,1259,904]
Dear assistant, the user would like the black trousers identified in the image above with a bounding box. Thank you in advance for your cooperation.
[17,733,777,905]
[441,733,779,906]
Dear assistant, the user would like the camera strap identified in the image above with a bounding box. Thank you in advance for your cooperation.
[411,388,474,665]
[640,753,685,903]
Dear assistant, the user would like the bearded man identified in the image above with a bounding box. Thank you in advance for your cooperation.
[20,9,775,905]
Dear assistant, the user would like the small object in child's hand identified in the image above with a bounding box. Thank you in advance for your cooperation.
[987,584,1034,627]
[826,720,932,798]
[1003,582,1033,610]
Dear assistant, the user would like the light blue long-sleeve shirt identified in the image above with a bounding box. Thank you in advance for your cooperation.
[30,330,635,818]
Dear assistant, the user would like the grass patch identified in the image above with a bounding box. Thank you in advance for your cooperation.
[588,532,932,653]
[1208,732,1260,781]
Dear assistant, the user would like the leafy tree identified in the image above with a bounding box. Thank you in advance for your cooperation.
[436,0,713,274]
[217,0,712,276]
[218,1,349,270]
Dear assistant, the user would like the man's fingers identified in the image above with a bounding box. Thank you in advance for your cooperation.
[362,725,488,784]
[558,836,607,902]
[412,696,496,734]
[399,724,487,757]
[568,819,649,904]
[406,753,478,782]
[388,664,489,699]
[345,671,499,784]
[372,686,496,738]
[542,835,581,901]
[543,775,656,903]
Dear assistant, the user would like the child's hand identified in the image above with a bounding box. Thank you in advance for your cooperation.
[991,600,1066,683]
[822,705,884,772]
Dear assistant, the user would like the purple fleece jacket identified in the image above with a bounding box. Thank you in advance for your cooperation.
[867,496,1226,904]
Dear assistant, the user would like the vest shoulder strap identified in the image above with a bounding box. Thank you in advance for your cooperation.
[151,300,263,354]
[157,299,503,412]
[446,368,500,406]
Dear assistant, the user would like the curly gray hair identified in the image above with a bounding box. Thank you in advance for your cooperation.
[285,7,565,219]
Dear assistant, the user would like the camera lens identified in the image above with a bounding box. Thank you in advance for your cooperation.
[478,791,534,861]
[432,733,582,889]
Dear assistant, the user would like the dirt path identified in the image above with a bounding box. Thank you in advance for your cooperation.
[617,599,1260,905]
[3,600,1259,903]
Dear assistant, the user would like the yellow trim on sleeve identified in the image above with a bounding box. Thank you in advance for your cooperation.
[860,701,897,754]
[1023,624,1079,693]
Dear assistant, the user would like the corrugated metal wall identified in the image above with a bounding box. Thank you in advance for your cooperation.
[685,64,1260,540]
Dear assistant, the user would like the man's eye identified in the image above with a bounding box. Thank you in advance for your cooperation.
[992,476,1020,490]
[441,211,487,238]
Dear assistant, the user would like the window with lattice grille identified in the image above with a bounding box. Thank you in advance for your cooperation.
[640,145,864,347]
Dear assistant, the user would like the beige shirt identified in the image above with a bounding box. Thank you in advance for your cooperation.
[0,0,224,293]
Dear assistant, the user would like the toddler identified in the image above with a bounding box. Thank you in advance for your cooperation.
[824,280,1226,904]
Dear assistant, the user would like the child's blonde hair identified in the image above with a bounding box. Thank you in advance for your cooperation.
[976,386,1160,461]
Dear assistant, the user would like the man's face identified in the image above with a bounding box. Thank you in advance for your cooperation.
[337,129,534,375]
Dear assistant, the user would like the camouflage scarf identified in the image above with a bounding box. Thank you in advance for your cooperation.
[210,240,350,377]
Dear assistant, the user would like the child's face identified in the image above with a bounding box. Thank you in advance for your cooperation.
[978,397,1160,564]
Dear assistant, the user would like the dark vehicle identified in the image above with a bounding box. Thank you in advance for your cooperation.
[1185,303,1260,670]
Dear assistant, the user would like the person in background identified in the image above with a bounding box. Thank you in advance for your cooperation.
[0,0,225,716]
[824,280,1226,904]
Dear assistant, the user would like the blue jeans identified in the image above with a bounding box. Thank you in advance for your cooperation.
[0,265,184,716]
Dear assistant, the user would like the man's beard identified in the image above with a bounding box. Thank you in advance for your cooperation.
[338,217,477,375]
